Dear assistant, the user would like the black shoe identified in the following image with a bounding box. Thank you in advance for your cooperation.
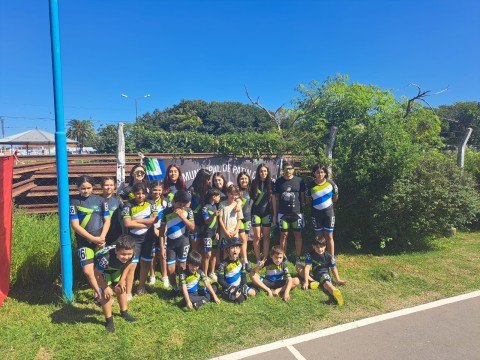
[244,262,252,272]
[120,311,136,322]
[105,317,115,332]
[193,300,206,310]
[169,288,181,299]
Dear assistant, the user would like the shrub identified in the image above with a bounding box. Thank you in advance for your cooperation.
[373,152,480,250]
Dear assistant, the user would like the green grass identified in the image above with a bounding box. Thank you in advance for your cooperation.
[4,212,480,359]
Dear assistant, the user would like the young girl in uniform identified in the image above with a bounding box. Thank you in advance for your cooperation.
[101,176,124,246]
[122,182,158,297]
[250,164,277,263]
[70,175,111,303]
[237,171,252,268]
[163,164,187,203]
[149,180,170,288]
[188,168,213,252]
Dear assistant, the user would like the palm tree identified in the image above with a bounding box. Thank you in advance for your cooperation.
[66,119,96,152]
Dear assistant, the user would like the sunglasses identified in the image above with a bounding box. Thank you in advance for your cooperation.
[134,171,145,176]
[283,167,294,171]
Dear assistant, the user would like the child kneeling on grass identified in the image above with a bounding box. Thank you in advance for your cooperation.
[216,237,256,304]
[94,235,137,332]
[297,238,347,305]
[250,245,300,302]
[180,250,221,310]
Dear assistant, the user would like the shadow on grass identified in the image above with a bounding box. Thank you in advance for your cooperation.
[50,304,103,325]
[8,284,64,305]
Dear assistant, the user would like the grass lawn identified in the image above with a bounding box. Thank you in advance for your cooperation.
[2,232,480,360]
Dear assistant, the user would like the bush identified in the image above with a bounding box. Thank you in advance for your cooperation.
[373,152,480,250]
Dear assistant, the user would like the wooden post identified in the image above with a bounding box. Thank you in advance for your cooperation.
[116,122,125,189]
[457,128,473,168]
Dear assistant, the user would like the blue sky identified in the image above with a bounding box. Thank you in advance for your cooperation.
[1,0,479,137]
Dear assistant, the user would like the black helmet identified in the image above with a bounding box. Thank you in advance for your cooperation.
[226,237,242,249]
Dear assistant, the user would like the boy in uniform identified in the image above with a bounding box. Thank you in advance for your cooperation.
[297,238,347,305]
[94,234,137,332]
[216,237,256,304]
[200,188,222,281]
[179,250,221,310]
[159,190,195,296]
[250,245,300,302]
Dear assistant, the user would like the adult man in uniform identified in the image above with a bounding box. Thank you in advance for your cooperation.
[274,161,306,265]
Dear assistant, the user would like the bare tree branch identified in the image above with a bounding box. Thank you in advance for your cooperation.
[404,83,448,118]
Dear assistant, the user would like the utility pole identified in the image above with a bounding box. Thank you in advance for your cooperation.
[457,128,473,168]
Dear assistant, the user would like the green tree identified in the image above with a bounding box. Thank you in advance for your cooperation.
[66,119,97,150]
[437,102,480,146]
[95,124,118,153]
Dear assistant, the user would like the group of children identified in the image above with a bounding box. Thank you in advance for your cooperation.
[70,162,347,332]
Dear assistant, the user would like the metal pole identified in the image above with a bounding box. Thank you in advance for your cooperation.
[49,0,73,302]
[457,128,473,168]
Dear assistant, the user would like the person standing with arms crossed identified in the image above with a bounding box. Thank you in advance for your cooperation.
[274,161,306,266]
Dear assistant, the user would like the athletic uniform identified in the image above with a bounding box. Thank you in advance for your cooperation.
[179,268,217,304]
[187,186,203,245]
[201,202,219,252]
[70,194,109,267]
[152,198,169,252]
[161,207,194,265]
[95,245,132,285]
[103,195,124,245]
[239,189,252,234]
[122,199,157,263]
[305,250,337,284]
[305,179,338,233]
[216,258,252,302]
[166,182,183,203]
[258,258,292,289]
[275,176,305,232]
[250,181,273,228]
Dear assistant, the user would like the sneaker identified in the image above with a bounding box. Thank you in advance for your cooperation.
[209,273,218,283]
[93,295,102,307]
[126,293,133,302]
[309,281,320,290]
[136,287,148,296]
[148,275,156,285]
[162,276,171,288]
[244,262,252,272]
[168,287,181,299]
[295,257,301,266]
[193,299,206,310]
[332,289,344,306]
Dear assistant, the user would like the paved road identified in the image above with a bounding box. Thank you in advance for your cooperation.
[213,291,480,360]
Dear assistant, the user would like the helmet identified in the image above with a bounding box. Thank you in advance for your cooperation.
[226,237,242,249]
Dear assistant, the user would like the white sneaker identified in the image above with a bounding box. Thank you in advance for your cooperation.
[162,277,170,288]
[148,275,156,285]
[209,273,218,283]
[126,293,133,302]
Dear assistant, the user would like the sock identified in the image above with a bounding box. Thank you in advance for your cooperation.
[120,310,136,322]
[105,317,115,332]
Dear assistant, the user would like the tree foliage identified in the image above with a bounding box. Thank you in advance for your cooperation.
[437,102,480,146]
[66,119,96,149]
[137,100,275,135]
